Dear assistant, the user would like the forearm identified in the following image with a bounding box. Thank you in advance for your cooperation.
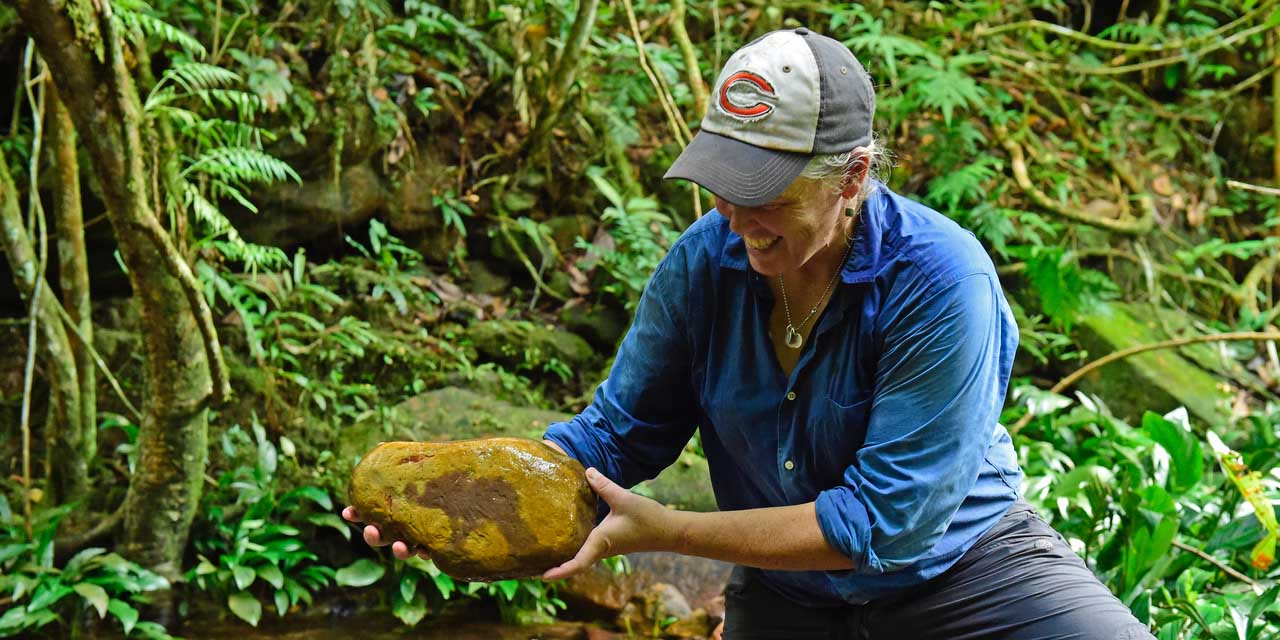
[671,503,855,571]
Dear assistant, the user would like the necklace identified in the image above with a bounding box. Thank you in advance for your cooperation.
[778,238,854,349]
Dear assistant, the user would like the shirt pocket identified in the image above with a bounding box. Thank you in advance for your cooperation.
[809,394,872,487]
[983,439,1023,491]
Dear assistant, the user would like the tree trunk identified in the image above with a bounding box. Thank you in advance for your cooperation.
[0,133,87,505]
[11,0,217,599]
[47,83,96,465]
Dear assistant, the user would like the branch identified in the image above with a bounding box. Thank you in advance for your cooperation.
[1227,179,1280,196]
[993,124,1154,235]
[620,0,691,146]
[133,219,231,404]
[1240,255,1280,317]
[975,2,1276,53]
[525,0,600,154]
[53,301,144,423]
[993,19,1276,77]
[1171,539,1262,590]
[54,503,126,557]
[1011,331,1280,434]
[670,0,708,119]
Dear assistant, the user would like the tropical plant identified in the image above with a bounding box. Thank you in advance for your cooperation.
[186,421,340,627]
[0,499,172,638]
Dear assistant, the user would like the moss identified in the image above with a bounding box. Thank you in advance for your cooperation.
[1073,302,1232,427]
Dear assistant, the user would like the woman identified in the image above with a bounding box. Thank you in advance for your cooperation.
[346,28,1154,639]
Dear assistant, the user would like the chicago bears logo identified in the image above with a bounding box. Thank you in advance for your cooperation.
[717,71,776,121]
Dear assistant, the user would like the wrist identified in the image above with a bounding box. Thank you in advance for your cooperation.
[666,509,696,555]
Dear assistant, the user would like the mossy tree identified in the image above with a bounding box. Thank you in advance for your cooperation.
[7,0,231,615]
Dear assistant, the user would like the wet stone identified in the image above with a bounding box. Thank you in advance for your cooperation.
[349,437,595,581]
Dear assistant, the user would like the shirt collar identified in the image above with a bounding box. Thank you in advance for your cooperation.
[719,181,884,284]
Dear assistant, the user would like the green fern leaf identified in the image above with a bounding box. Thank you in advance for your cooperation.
[925,157,1000,212]
[114,0,208,58]
[901,60,988,126]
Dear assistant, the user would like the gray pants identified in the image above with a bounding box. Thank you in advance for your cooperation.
[722,502,1155,640]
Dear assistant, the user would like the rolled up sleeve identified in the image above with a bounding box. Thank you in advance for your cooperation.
[815,273,1006,575]
[544,250,699,490]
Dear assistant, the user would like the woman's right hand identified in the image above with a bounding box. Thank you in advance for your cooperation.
[341,506,428,561]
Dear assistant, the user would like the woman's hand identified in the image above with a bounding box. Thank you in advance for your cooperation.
[541,467,685,580]
[340,506,428,561]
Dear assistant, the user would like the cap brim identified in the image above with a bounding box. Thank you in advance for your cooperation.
[663,130,811,207]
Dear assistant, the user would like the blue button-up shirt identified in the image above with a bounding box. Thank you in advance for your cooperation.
[544,183,1022,606]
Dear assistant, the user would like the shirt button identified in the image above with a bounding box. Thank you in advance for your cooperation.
[786,391,796,401]
[784,460,795,471]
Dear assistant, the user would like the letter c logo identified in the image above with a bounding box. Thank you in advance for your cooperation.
[718,71,776,120]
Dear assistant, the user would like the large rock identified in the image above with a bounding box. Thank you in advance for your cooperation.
[333,388,717,517]
[1073,301,1233,425]
[560,552,732,623]
[468,319,597,371]
[246,160,386,248]
[560,302,630,351]
[348,438,594,581]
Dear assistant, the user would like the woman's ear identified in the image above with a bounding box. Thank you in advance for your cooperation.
[840,155,870,199]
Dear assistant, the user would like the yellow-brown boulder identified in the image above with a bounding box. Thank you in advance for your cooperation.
[349,437,594,581]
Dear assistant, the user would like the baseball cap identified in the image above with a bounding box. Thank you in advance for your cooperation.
[663,27,876,207]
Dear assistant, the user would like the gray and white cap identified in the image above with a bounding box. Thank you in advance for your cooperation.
[664,27,876,207]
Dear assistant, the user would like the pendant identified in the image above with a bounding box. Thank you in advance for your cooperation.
[785,325,803,349]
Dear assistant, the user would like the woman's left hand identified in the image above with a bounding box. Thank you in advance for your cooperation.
[542,467,684,580]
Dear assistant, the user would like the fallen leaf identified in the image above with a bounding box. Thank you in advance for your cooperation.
[1152,174,1173,196]
[1083,199,1121,219]
[427,278,465,303]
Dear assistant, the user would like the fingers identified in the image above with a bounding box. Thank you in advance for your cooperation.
[348,507,427,561]
[363,524,387,547]
[542,529,610,581]
[584,468,625,506]
[392,541,413,561]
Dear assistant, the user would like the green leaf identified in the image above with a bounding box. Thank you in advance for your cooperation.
[107,599,139,635]
[27,583,73,612]
[400,573,417,603]
[74,583,109,618]
[335,559,385,587]
[232,564,256,590]
[257,564,284,589]
[1142,411,1204,495]
[0,606,28,632]
[494,579,519,601]
[306,513,351,541]
[274,589,289,617]
[63,547,107,579]
[289,486,333,511]
[228,591,262,626]
[392,592,428,627]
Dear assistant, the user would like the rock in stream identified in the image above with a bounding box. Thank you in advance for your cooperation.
[349,437,595,581]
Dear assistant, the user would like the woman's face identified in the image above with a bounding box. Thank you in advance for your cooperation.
[714,177,851,278]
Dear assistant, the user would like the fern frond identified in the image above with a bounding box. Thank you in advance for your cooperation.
[402,0,510,76]
[165,62,242,95]
[925,157,1000,212]
[184,183,236,237]
[181,148,300,187]
[114,0,208,58]
[176,117,269,150]
[901,62,988,126]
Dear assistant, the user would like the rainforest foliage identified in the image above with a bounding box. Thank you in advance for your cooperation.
[1,0,1279,638]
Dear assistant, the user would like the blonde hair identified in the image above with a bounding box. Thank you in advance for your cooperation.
[798,133,892,213]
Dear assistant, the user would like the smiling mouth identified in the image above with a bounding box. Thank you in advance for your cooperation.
[744,235,780,250]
